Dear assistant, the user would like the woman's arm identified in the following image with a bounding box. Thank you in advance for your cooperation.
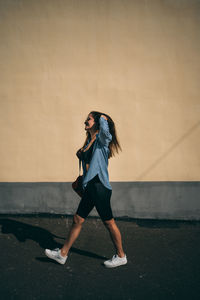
[98,115,112,146]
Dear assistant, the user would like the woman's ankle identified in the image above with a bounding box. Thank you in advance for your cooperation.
[117,251,125,258]
[60,248,68,257]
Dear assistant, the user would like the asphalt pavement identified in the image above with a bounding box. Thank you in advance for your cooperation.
[0,214,200,300]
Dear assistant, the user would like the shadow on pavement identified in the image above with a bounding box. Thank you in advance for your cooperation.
[116,217,200,228]
[0,218,108,261]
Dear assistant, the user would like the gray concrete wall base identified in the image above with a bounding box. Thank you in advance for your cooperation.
[0,182,200,220]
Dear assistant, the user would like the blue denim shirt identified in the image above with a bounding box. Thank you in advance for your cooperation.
[81,116,112,190]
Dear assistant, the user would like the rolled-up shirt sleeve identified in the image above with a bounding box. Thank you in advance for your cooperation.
[98,116,112,146]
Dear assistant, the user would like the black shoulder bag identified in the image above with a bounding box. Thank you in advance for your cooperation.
[72,159,84,197]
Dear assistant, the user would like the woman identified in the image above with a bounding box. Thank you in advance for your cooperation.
[45,111,127,268]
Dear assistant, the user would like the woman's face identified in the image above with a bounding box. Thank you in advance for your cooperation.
[84,114,95,131]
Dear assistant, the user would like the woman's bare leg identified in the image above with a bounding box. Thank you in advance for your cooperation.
[60,214,85,257]
[103,218,125,257]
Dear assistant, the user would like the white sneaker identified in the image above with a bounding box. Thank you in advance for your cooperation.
[104,254,127,268]
[45,248,68,265]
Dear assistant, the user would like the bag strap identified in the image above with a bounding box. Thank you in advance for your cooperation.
[79,159,82,176]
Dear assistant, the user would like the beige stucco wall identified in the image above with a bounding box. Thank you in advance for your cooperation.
[0,0,200,182]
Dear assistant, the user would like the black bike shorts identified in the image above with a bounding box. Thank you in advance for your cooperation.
[76,175,113,221]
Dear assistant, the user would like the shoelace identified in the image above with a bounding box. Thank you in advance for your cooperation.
[111,254,118,261]
[53,248,60,251]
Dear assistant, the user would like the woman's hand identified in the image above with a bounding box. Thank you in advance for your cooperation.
[101,114,108,120]
[76,148,83,159]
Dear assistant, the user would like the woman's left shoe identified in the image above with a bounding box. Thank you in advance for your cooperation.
[104,254,127,268]
[45,248,68,265]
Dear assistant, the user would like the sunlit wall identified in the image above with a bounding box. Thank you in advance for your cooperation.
[0,0,200,183]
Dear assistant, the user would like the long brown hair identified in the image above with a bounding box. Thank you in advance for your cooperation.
[82,111,122,158]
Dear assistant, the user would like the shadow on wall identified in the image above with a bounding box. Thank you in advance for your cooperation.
[137,120,200,180]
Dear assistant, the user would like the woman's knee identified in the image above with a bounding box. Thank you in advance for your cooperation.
[73,214,85,225]
[103,218,115,229]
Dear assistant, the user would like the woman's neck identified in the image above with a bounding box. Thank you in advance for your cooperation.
[89,129,99,140]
